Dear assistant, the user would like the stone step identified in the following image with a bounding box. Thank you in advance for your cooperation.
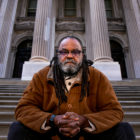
[117,93,140,96]
[0,87,24,89]
[0,92,23,97]
[119,101,140,106]
[1,95,140,101]
[0,100,18,105]
[1,79,139,85]
[115,90,140,93]
[0,136,7,140]
[0,105,139,112]
[0,93,134,97]
[0,85,26,89]
[0,79,29,85]
[0,122,12,136]
[0,84,27,86]
[0,96,21,100]
[113,86,140,89]
[0,110,140,123]
[1,99,140,106]
[0,112,15,121]
[129,122,140,136]
[0,90,24,93]
[0,90,139,94]
[116,92,140,95]
[124,112,140,122]
[122,106,140,112]
[0,105,16,112]
[0,86,26,88]
[118,96,140,101]
[136,136,140,140]
[0,91,139,97]
[0,80,139,139]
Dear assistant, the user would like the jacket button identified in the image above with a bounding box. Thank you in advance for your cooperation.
[68,104,72,109]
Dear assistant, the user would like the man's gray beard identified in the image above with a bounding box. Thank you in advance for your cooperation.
[59,60,82,76]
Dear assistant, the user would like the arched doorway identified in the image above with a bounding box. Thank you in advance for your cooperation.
[110,40,127,79]
[12,40,32,78]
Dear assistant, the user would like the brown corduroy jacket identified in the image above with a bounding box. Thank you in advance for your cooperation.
[15,66,123,137]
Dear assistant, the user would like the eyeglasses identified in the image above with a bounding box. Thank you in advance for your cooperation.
[57,49,83,57]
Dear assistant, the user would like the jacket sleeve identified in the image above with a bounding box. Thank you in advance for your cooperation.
[84,71,124,134]
[15,73,52,133]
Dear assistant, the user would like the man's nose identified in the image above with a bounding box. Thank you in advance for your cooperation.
[67,52,73,58]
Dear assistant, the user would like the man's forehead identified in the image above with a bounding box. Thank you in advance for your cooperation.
[59,38,82,50]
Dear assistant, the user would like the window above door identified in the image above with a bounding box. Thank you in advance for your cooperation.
[64,0,76,17]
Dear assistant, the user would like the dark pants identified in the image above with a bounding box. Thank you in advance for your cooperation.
[8,121,136,140]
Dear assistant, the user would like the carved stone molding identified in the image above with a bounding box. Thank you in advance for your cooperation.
[107,18,126,31]
[56,22,85,31]
[14,22,34,30]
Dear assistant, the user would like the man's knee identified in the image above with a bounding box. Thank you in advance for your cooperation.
[114,122,136,140]
[8,121,28,140]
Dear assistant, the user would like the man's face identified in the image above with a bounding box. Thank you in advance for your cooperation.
[58,38,83,76]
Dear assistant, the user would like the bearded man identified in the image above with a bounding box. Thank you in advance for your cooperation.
[8,37,135,140]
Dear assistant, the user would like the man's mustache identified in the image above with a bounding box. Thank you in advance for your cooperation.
[63,59,77,65]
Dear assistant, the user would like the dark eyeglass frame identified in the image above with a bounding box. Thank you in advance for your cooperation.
[57,49,83,57]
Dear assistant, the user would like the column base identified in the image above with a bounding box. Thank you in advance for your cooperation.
[93,62,122,81]
[21,61,50,80]
[22,61,122,81]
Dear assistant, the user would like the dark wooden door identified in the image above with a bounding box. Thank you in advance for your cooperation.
[12,40,32,78]
[110,40,127,78]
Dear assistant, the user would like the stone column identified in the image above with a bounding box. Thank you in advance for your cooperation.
[77,0,82,17]
[0,0,2,8]
[122,0,140,78]
[30,0,52,62]
[0,0,19,78]
[87,0,122,80]
[89,0,112,62]
[22,0,56,80]
[59,0,64,18]
[20,0,28,17]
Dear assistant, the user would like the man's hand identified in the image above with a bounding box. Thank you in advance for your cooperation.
[54,114,80,137]
[58,120,80,138]
[53,112,90,138]
[64,112,90,129]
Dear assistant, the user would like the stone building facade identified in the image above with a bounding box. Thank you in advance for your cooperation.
[0,0,140,80]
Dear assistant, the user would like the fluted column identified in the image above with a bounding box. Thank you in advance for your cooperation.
[0,0,18,78]
[85,0,122,80]
[122,0,140,78]
[89,0,112,62]
[0,0,2,8]
[59,0,64,18]
[30,0,52,62]
[22,0,56,80]
[77,0,82,17]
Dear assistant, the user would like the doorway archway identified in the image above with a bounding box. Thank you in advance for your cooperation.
[12,40,32,78]
[110,40,127,79]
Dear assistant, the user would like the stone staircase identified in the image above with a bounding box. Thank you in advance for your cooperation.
[112,80,140,140]
[0,79,140,140]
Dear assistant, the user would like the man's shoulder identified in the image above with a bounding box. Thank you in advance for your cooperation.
[35,65,50,77]
[88,66,108,81]
[89,66,101,75]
